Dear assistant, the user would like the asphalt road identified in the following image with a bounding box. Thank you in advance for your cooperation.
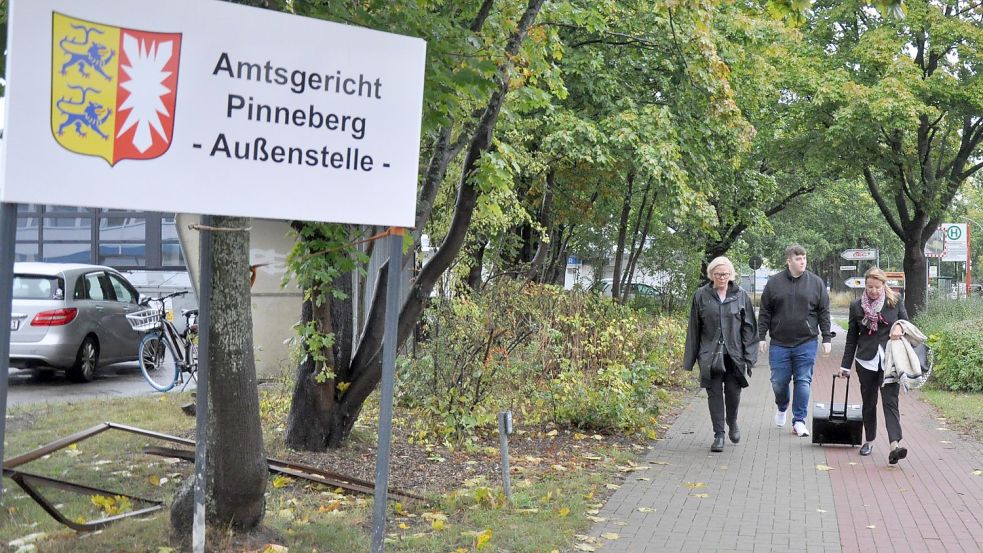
[4,363,193,407]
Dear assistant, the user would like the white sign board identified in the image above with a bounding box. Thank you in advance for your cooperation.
[1,0,426,227]
[929,266,938,278]
[839,265,857,271]
[941,223,968,262]
[840,249,877,261]
[845,277,865,289]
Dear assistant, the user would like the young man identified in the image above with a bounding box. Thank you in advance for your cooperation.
[758,245,833,437]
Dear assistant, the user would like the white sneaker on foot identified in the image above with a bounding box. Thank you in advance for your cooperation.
[774,410,787,427]
[793,421,810,437]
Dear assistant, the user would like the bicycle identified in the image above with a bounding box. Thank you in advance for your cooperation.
[127,291,199,392]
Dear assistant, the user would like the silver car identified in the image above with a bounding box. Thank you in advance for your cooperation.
[9,263,144,382]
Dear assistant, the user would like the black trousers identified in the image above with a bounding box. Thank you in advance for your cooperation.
[707,356,742,436]
[856,365,902,443]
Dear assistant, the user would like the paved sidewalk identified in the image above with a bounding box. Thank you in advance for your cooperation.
[589,325,983,552]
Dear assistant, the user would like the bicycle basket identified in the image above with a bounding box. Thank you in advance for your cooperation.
[126,309,161,331]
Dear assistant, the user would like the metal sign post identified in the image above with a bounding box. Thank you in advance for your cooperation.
[371,228,404,553]
[0,202,19,505]
[192,215,213,553]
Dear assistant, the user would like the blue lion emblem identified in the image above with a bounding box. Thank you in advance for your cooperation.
[56,85,112,139]
[59,24,115,81]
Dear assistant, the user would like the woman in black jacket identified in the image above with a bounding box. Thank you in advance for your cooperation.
[683,256,758,452]
[838,267,907,463]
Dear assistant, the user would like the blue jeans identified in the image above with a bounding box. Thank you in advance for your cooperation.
[769,340,818,424]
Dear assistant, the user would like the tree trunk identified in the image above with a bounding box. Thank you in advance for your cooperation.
[171,215,268,538]
[902,238,928,317]
[611,171,634,300]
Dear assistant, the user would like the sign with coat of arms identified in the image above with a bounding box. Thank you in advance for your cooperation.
[1,0,426,227]
[51,13,181,165]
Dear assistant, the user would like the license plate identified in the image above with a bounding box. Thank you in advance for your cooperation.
[10,319,19,331]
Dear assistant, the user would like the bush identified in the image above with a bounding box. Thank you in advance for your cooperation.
[396,280,689,444]
[916,298,983,392]
[925,321,983,393]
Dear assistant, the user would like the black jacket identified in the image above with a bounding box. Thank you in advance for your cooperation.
[683,282,759,388]
[758,269,834,347]
[840,297,909,370]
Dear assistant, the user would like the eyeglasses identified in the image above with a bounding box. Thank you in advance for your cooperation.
[712,272,731,279]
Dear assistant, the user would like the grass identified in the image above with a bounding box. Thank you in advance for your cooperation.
[0,385,692,552]
[920,388,983,443]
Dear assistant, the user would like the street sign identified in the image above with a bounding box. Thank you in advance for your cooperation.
[840,249,877,261]
[749,255,763,270]
[845,277,865,289]
[839,265,857,271]
[2,0,427,227]
[941,223,968,262]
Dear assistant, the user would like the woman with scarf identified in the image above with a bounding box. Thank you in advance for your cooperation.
[683,256,758,453]
[838,267,907,463]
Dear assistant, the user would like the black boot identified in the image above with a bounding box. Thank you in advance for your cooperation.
[728,423,740,444]
[711,434,725,452]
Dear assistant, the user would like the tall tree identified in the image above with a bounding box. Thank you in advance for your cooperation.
[283,0,550,449]
[806,0,983,315]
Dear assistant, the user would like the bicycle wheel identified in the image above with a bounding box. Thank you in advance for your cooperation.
[138,332,179,392]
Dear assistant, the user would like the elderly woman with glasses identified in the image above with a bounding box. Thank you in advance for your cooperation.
[683,256,759,452]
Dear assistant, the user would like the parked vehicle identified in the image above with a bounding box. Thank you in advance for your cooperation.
[592,278,661,300]
[9,262,144,382]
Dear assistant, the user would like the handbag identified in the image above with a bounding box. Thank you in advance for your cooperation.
[709,335,727,377]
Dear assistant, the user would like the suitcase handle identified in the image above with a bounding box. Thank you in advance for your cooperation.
[829,374,851,420]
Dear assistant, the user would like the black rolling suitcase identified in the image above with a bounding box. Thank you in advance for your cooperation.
[812,375,863,446]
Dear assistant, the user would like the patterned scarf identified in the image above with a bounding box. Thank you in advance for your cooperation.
[860,291,886,335]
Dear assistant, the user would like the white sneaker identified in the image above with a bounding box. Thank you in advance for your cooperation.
[793,421,810,437]
[774,410,787,427]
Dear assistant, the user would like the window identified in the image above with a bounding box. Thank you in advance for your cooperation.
[12,276,60,300]
[107,273,139,304]
[76,273,107,301]
[15,207,182,270]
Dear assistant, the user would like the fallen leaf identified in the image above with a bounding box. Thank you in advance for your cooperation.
[517,508,540,514]
[816,464,835,471]
[586,515,606,522]
[649,461,670,465]
[638,507,655,513]
[973,470,982,476]
[574,433,587,440]
[551,464,568,472]
[431,519,446,531]
[848,462,858,466]
[605,484,620,490]
[636,477,650,481]
[586,509,600,515]
[692,493,709,499]
[683,482,706,489]
[866,525,876,529]
[584,455,603,461]
[557,507,570,517]
[573,545,597,552]
[398,523,409,530]
[591,434,604,441]
[261,546,287,553]
[817,509,826,513]
[940,440,952,444]
[545,430,559,437]
[476,529,493,550]
[601,532,620,540]
[271,475,293,489]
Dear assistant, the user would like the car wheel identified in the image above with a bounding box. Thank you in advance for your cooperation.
[68,337,99,383]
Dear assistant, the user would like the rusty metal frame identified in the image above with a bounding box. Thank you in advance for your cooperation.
[3,468,164,532]
[2,421,424,531]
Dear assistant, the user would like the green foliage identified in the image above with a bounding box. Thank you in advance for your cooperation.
[926,322,983,393]
[916,297,983,392]
[397,281,688,443]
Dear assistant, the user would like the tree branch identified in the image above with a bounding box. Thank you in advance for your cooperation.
[863,167,906,239]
